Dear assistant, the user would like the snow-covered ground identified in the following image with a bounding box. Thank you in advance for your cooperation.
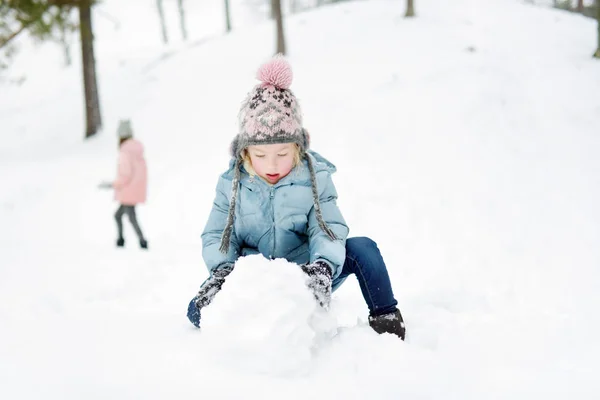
[1,0,599,398]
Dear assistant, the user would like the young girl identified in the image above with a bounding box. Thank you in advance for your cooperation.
[187,57,405,339]
[100,120,148,249]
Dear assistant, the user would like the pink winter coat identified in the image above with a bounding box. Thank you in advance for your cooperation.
[113,139,147,205]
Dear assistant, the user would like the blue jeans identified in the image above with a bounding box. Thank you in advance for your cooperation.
[332,237,398,317]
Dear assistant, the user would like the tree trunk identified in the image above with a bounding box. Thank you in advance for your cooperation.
[273,0,286,55]
[594,0,600,58]
[577,0,584,12]
[224,0,232,33]
[79,0,102,138]
[156,0,168,44]
[405,0,415,17]
[177,0,187,40]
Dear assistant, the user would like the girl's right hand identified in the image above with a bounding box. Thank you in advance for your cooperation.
[301,261,333,309]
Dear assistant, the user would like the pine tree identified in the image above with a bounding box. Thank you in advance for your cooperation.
[0,0,102,138]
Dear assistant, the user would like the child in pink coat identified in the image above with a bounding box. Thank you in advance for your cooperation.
[100,120,148,249]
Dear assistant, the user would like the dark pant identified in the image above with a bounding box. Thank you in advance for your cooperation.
[333,237,399,317]
[114,205,145,241]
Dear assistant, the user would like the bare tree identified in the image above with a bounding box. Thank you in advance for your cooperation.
[224,0,232,32]
[594,0,600,58]
[405,0,415,17]
[79,0,102,137]
[177,0,187,40]
[60,23,71,66]
[156,0,168,44]
[273,0,286,55]
[577,0,584,12]
[55,6,76,67]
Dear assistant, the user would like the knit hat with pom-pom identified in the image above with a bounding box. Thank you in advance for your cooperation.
[219,55,336,254]
[230,54,309,158]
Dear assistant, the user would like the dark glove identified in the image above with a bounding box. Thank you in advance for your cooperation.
[187,297,202,328]
[98,181,113,190]
[301,261,333,309]
[186,263,234,328]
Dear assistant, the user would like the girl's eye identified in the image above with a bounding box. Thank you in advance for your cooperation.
[254,154,265,158]
[277,153,288,157]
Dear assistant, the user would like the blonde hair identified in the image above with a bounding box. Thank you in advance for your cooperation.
[242,143,302,177]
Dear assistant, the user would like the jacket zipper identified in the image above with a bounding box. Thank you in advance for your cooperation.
[270,186,275,258]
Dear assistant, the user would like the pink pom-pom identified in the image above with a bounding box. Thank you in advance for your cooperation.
[256,55,293,90]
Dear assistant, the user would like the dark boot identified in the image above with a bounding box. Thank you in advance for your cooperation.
[368,309,405,340]
[140,239,148,250]
[116,237,125,247]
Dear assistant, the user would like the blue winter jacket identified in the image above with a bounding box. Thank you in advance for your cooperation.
[202,150,349,280]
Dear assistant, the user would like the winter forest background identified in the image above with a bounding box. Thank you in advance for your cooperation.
[1,0,600,399]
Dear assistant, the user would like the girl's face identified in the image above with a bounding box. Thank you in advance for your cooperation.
[247,143,296,184]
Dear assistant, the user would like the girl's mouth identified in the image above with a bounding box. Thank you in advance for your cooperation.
[266,174,280,182]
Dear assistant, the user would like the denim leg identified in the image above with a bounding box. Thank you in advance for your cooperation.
[333,237,398,317]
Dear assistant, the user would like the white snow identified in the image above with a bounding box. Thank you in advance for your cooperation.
[1,0,600,398]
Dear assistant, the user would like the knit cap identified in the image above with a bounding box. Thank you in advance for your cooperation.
[117,120,133,139]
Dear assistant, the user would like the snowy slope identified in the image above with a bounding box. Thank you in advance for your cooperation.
[1,0,600,398]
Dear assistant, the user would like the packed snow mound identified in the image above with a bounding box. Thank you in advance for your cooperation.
[200,255,337,376]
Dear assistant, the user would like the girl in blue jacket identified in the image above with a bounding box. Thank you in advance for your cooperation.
[187,56,405,339]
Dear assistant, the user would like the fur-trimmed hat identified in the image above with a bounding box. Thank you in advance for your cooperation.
[219,56,336,254]
[230,55,309,158]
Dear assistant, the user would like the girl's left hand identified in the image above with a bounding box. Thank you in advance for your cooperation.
[98,181,113,189]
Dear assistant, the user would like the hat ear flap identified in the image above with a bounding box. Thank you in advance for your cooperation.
[302,128,310,150]
[230,135,240,158]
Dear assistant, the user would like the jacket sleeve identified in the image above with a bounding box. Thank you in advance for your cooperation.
[201,176,241,272]
[113,150,132,189]
[307,172,349,279]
